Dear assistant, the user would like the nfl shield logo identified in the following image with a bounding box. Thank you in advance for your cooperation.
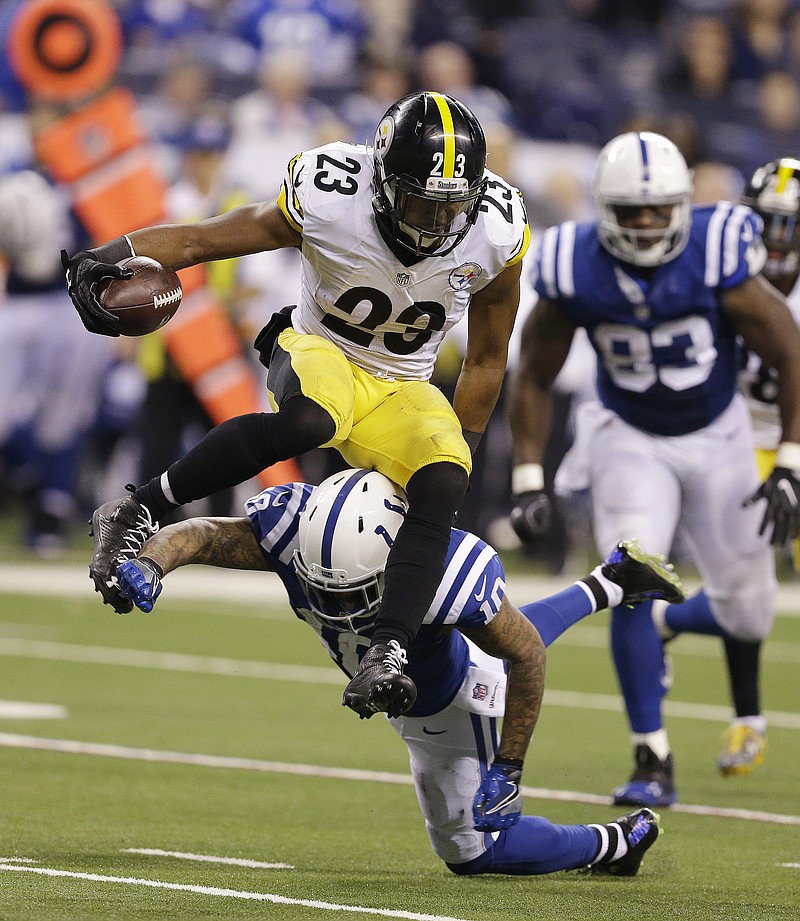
[396,272,410,287]
[472,683,488,701]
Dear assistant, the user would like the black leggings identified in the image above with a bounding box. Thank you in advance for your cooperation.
[135,396,335,515]
[372,461,470,648]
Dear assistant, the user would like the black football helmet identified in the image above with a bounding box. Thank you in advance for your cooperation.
[372,92,488,257]
[742,158,800,292]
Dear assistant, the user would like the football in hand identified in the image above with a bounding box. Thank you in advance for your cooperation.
[97,256,182,336]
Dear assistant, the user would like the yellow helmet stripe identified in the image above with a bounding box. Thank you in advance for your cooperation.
[776,162,794,194]
[430,92,456,178]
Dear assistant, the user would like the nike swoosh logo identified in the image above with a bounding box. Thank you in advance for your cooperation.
[474,575,487,601]
[422,727,447,735]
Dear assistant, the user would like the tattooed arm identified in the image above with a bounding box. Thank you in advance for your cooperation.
[460,598,546,762]
[138,517,273,575]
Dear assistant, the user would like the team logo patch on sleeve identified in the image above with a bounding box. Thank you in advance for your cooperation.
[449,263,483,290]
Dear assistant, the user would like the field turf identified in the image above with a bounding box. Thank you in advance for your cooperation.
[0,554,798,921]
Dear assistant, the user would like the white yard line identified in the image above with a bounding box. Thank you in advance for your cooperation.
[0,863,475,921]
[0,637,342,684]
[122,848,293,869]
[0,701,65,719]
[1,635,799,728]
[1,732,798,826]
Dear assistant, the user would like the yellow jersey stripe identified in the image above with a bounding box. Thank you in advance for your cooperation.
[278,183,303,233]
[431,93,456,178]
[505,222,531,267]
[278,154,304,232]
[776,162,794,194]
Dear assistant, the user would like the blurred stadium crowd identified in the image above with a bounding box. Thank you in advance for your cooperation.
[1,0,799,564]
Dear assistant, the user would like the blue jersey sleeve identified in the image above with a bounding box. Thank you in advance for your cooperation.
[245,483,314,568]
[421,529,506,630]
[700,203,767,290]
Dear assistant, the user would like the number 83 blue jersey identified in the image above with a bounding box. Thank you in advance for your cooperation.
[533,203,767,435]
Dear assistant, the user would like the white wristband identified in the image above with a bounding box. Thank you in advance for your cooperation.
[512,463,544,495]
[776,442,800,472]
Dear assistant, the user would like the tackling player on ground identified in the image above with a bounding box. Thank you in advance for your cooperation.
[114,467,685,877]
[61,93,530,721]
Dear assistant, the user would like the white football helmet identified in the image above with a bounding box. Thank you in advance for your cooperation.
[293,468,409,633]
[593,131,693,267]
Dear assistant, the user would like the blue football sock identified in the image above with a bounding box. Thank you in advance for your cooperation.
[447,816,600,875]
[665,590,725,637]
[519,585,594,647]
[611,601,666,733]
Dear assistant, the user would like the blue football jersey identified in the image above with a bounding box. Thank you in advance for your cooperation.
[245,483,507,717]
[532,203,767,435]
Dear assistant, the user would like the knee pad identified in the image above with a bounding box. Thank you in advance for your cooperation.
[709,592,775,642]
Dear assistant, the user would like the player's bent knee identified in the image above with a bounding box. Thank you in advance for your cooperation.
[406,462,469,512]
[445,851,492,875]
[712,596,774,641]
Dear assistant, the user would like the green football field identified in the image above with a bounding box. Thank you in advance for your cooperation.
[0,560,798,921]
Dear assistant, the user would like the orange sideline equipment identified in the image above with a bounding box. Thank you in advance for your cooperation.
[7,0,301,487]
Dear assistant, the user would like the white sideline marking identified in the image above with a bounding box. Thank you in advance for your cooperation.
[778,863,800,869]
[2,636,799,729]
[0,863,474,921]
[123,848,294,869]
[0,638,341,684]
[0,700,66,720]
[3,563,800,618]
[1,733,798,827]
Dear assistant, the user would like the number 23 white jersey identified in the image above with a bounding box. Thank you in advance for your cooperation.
[277,142,529,380]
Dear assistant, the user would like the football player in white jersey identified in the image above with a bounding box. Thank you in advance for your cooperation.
[60,93,530,721]
[114,467,685,877]
[739,158,800,545]
[508,132,800,807]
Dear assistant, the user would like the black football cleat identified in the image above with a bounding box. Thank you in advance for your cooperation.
[587,808,661,876]
[602,539,686,605]
[342,640,417,719]
[89,487,158,613]
[613,744,677,807]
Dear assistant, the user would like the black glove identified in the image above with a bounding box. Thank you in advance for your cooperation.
[61,249,132,336]
[510,489,552,544]
[745,465,800,546]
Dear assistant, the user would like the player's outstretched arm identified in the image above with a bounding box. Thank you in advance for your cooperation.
[461,599,545,831]
[62,201,301,335]
[124,200,303,269]
[116,517,273,613]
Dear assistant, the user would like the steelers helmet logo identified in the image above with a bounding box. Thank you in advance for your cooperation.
[374,116,394,158]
